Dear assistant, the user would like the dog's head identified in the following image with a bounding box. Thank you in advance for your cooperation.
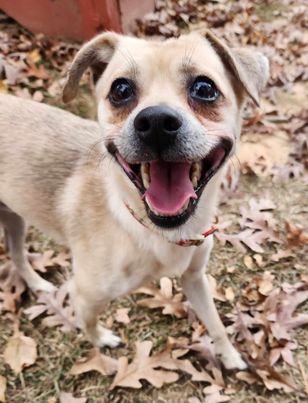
[63,31,268,231]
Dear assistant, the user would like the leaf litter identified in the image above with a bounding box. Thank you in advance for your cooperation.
[0,0,307,401]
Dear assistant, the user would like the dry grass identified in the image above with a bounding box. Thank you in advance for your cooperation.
[0,175,307,403]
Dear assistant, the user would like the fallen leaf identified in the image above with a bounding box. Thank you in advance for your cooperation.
[298,359,308,395]
[269,342,297,367]
[243,255,253,269]
[215,228,268,253]
[188,334,220,370]
[70,348,118,376]
[0,376,6,403]
[29,250,70,272]
[59,392,87,403]
[238,132,290,176]
[4,328,37,373]
[285,221,308,247]
[204,392,230,403]
[115,308,130,324]
[224,287,235,302]
[0,261,25,313]
[271,249,294,262]
[135,277,186,318]
[236,371,259,385]
[24,282,76,332]
[110,340,179,389]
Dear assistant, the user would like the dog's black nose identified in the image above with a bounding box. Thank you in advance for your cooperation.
[134,106,182,149]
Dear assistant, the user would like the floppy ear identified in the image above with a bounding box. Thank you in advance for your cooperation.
[62,32,120,103]
[204,30,269,106]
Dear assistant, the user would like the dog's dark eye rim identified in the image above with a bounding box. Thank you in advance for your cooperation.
[108,77,136,106]
[189,76,220,103]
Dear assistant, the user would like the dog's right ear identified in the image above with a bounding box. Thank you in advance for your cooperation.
[62,32,120,103]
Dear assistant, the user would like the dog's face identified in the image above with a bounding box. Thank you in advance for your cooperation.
[63,31,268,230]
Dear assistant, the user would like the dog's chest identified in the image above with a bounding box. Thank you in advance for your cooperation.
[126,235,195,280]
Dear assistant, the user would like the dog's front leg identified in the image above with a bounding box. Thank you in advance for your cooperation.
[181,238,246,370]
[69,268,121,348]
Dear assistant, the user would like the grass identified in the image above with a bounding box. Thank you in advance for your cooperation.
[0,175,307,402]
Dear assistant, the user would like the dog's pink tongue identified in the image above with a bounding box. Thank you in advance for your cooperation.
[145,161,197,215]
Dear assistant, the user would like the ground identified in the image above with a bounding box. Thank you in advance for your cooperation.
[0,1,307,402]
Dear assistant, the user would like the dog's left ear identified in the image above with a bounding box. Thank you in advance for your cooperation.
[63,32,120,103]
[204,30,269,106]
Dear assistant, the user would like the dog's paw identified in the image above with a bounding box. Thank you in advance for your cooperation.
[220,348,247,370]
[96,327,122,348]
[36,280,56,293]
[29,276,56,293]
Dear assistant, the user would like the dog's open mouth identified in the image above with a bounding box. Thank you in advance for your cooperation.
[109,140,232,228]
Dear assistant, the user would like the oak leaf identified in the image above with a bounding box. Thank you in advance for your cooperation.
[135,277,186,318]
[24,282,76,332]
[0,261,25,313]
[70,348,118,376]
[59,392,87,403]
[4,328,37,373]
[0,376,6,403]
[29,250,70,273]
[115,308,130,324]
[285,221,308,247]
[110,340,179,389]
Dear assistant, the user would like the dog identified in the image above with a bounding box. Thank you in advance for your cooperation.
[0,30,269,370]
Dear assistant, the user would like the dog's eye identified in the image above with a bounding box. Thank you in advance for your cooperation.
[189,76,219,103]
[109,78,135,106]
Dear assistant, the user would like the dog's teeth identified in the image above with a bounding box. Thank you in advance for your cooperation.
[191,175,198,188]
[141,163,150,189]
[179,200,190,214]
[143,175,150,189]
[190,162,202,187]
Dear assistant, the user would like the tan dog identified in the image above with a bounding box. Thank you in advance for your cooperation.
[0,30,269,369]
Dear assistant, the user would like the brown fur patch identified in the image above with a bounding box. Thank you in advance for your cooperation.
[107,100,138,126]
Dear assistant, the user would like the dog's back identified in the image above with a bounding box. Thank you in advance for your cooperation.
[0,93,100,238]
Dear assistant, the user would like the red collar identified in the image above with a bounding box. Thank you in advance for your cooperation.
[125,203,217,247]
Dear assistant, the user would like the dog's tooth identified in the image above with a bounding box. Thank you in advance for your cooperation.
[143,174,150,189]
[190,161,202,187]
[191,175,198,188]
[141,163,150,189]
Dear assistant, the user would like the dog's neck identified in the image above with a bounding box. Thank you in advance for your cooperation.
[124,202,216,247]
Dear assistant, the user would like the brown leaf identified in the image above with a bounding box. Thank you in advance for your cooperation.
[115,308,130,324]
[271,249,294,262]
[188,335,220,370]
[0,376,6,403]
[238,132,290,177]
[4,329,37,374]
[29,250,70,272]
[205,392,230,403]
[224,287,235,302]
[110,340,179,389]
[215,228,268,253]
[70,348,118,376]
[298,360,308,395]
[0,261,25,313]
[24,283,76,332]
[243,255,253,269]
[268,289,308,336]
[236,371,259,385]
[135,277,186,318]
[269,341,297,367]
[285,221,308,247]
[208,275,226,302]
[255,368,297,393]
[59,392,87,403]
